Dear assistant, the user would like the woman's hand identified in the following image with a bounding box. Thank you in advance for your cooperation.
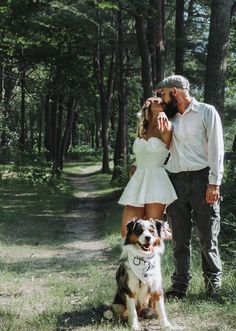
[156,112,169,132]
[146,96,162,104]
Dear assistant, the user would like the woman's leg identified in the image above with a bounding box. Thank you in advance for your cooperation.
[121,205,145,238]
[145,203,166,220]
[145,203,172,240]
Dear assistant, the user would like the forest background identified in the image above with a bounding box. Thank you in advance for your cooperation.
[0,0,236,176]
[0,1,236,330]
[0,0,236,222]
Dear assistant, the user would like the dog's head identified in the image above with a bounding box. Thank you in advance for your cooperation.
[125,219,161,251]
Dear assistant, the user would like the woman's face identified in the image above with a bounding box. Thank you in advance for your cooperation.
[150,102,164,119]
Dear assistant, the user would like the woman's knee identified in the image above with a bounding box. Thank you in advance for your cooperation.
[145,203,165,219]
[123,205,144,218]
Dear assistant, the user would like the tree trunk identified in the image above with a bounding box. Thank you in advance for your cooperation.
[90,121,95,148]
[204,0,235,119]
[101,101,111,173]
[59,96,76,172]
[50,93,58,175]
[95,10,116,174]
[175,0,185,74]
[1,64,15,157]
[71,110,77,148]
[56,101,63,175]
[156,0,165,83]
[147,0,165,86]
[135,15,153,100]
[0,63,3,102]
[44,93,51,161]
[112,8,128,181]
[29,107,34,154]
[37,95,44,155]
[20,65,26,153]
[94,109,100,149]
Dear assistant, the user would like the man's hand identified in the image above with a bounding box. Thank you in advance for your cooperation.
[206,184,220,204]
[129,165,137,178]
[156,112,168,131]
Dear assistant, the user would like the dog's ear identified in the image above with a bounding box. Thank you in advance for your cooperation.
[126,217,138,233]
[152,219,162,237]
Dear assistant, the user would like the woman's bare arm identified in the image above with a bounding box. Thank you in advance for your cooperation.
[160,121,172,148]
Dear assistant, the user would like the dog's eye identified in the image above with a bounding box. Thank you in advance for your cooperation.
[134,225,143,235]
[136,229,143,235]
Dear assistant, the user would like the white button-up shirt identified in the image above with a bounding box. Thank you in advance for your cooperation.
[165,98,224,185]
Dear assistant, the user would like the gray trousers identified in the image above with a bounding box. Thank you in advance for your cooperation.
[167,167,222,294]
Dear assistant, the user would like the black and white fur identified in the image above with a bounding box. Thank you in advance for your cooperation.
[112,219,171,330]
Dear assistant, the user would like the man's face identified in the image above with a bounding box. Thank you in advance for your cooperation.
[159,88,179,118]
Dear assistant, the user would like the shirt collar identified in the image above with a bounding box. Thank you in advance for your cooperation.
[183,97,200,115]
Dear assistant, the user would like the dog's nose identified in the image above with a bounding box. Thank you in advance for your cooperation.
[145,236,151,242]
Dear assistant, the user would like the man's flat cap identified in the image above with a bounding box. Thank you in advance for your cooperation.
[156,75,190,91]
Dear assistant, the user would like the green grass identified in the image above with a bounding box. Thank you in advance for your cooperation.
[0,161,235,330]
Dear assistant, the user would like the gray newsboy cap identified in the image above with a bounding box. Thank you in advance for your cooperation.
[156,75,190,91]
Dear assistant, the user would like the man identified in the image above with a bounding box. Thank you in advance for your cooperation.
[156,75,224,300]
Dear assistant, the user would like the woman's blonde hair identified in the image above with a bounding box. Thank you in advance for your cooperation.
[138,97,162,138]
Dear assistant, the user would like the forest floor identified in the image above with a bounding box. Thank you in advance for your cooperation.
[0,161,235,331]
[59,164,172,330]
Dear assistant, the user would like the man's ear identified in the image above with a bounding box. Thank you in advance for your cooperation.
[172,87,178,96]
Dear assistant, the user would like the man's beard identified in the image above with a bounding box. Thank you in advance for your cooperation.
[163,95,179,119]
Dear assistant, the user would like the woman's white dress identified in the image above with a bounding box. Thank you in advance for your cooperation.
[118,137,177,207]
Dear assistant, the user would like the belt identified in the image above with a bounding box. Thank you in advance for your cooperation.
[168,167,209,177]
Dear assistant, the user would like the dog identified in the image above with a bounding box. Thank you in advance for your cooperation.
[112,219,171,330]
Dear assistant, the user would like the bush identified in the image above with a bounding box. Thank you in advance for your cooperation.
[66,145,103,161]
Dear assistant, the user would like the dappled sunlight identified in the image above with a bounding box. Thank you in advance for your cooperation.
[63,161,102,175]
[0,160,235,331]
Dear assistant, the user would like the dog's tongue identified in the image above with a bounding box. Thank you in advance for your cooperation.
[144,244,154,252]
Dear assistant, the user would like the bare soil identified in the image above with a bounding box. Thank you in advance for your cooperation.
[60,168,184,331]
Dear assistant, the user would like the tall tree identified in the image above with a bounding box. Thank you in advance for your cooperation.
[95,9,116,174]
[175,0,185,74]
[19,63,26,153]
[147,0,165,86]
[135,15,153,100]
[112,7,128,180]
[204,0,236,118]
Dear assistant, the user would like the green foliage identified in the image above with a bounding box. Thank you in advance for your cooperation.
[0,163,71,194]
[111,154,135,187]
[0,161,235,330]
[0,0,236,180]
[221,160,236,265]
[66,145,103,161]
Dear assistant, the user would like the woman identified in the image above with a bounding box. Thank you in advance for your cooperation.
[118,97,177,238]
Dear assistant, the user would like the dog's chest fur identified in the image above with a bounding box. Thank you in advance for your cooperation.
[115,243,164,309]
[112,219,171,330]
[122,244,162,287]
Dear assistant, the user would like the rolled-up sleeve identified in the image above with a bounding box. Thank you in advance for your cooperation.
[204,106,224,185]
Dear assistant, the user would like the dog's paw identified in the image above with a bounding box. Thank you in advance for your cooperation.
[129,318,141,331]
[131,322,141,331]
[160,320,172,330]
[103,309,113,320]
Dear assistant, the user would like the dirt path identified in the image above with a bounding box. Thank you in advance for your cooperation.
[62,166,179,331]
[63,165,108,261]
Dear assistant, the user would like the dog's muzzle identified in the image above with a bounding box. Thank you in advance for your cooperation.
[137,241,152,251]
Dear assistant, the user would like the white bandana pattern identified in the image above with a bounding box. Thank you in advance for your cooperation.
[127,246,160,284]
